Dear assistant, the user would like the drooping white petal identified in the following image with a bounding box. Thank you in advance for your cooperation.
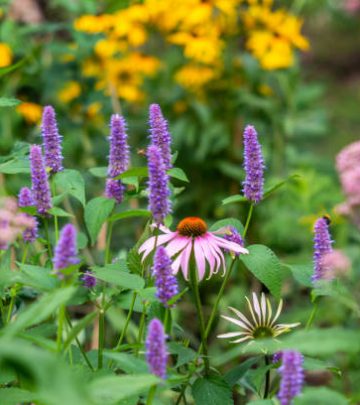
[260,293,267,324]
[231,336,252,343]
[266,298,272,326]
[245,296,258,327]
[252,292,262,324]
[271,299,283,326]
[217,331,246,339]
[221,315,248,329]
[228,306,253,329]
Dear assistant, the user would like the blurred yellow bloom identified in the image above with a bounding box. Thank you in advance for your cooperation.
[0,43,13,68]
[16,102,42,124]
[95,39,119,59]
[258,83,273,96]
[58,81,81,103]
[175,64,217,90]
[74,14,113,34]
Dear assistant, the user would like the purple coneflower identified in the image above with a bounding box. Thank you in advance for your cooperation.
[278,350,304,405]
[312,216,333,282]
[30,145,52,215]
[18,187,38,243]
[152,246,178,307]
[147,145,171,225]
[41,105,63,173]
[105,114,129,204]
[81,270,97,288]
[149,104,172,170]
[242,125,265,204]
[53,224,79,272]
[145,318,168,379]
[139,217,248,281]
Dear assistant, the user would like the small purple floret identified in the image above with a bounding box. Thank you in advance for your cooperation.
[278,350,304,405]
[41,105,63,173]
[147,145,171,225]
[30,145,52,215]
[242,125,265,204]
[146,318,168,379]
[224,227,244,256]
[312,217,333,282]
[53,224,79,272]
[152,246,178,307]
[82,270,97,288]
[105,178,126,204]
[18,187,38,243]
[149,104,172,170]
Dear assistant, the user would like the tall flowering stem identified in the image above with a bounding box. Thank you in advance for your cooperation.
[30,145,52,215]
[146,318,168,379]
[149,104,172,170]
[242,125,265,204]
[278,351,304,405]
[147,145,171,225]
[41,105,63,173]
[18,187,38,243]
[312,216,333,282]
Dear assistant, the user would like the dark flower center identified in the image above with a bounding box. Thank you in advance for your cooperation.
[252,326,274,339]
[177,217,208,237]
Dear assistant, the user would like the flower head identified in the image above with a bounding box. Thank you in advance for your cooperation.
[278,350,304,405]
[81,270,97,288]
[53,224,79,273]
[242,125,265,204]
[139,217,248,281]
[149,104,172,170]
[146,318,168,379]
[313,216,333,282]
[218,292,299,344]
[41,105,63,173]
[152,246,179,307]
[30,145,52,215]
[147,145,171,225]
[105,178,126,204]
[18,187,38,243]
[18,187,34,207]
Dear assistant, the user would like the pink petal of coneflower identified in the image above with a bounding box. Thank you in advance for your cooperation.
[204,235,222,274]
[194,238,206,280]
[165,235,190,258]
[180,242,193,279]
[139,233,176,259]
[211,234,248,255]
[197,236,216,276]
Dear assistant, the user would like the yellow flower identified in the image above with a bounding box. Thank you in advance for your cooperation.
[58,81,81,103]
[95,39,119,59]
[0,43,13,68]
[73,14,113,34]
[175,64,217,90]
[16,102,42,124]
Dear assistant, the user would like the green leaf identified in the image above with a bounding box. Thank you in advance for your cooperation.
[222,194,247,205]
[0,388,38,404]
[18,264,59,291]
[103,352,148,373]
[168,167,189,182]
[0,97,21,107]
[48,207,73,217]
[192,376,233,405]
[263,174,300,199]
[247,400,275,405]
[210,218,244,235]
[54,169,86,207]
[168,342,197,368]
[84,197,115,245]
[114,167,148,180]
[224,357,260,387]
[89,374,160,403]
[93,264,144,290]
[63,312,97,351]
[0,59,25,77]
[240,245,283,299]
[3,287,76,337]
[286,264,313,287]
[0,158,30,174]
[109,209,151,223]
[294,387,348,405]
[89,166,107,177]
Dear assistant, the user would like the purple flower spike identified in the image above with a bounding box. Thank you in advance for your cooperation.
[146,318,168,379]
[105,179,126,204]
[224,226,244,256]
[30,145,52,215]
[147,145,171,225]
[53,224,79,272]
[81,270,97,288]
[18,187,34,207]
[312,216,333,282]
[41,106,63,173]
[242,125,265,204]
[153,246,178,307]
[18,187,38,243]
[149,104,172,170]
[278,350,304,405]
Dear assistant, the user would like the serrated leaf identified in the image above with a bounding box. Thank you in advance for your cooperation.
[114,167,148,180]
[109,209,151,223]
[93,264,144,290]
[168,167,189,182]
[54,169,86,207]
[192,376,233,405]
[0,97,21,107]
[224,357,260,387]
[168,342,197,368]
[222,194,247,205]
[240,245,283,298]
[84,197,115,245]
[48,207,73,217]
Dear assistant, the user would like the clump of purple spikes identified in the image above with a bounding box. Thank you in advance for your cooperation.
[312,217,333,282]
[224,226,244,256]
[18,187,38,243]
[152,246,178,307]
[30,145,52,215]
[242,125,265,204]
[147,145,171,225]
[278,350,304,405]
[105,114,130,204]
[81,270,97,288]
[149,104,172,170]
[146,318,168,379]
[53,224,79,273]
[41,105,63,173]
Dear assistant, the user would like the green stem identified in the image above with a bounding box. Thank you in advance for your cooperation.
[104,220,114,265]
[264,355,271,398]
[146,385,157,405]
[306,299,318,330]
[43,217,52,260]
[136,304,147,356]
[51,178,59,243]
[189,252,210,376]
[98,308,105,369]
[243,203,254,238]
[164,307,170,335]
[115,292,137,351]
[57,304,65,352]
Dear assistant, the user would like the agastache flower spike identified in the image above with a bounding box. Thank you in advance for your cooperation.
[18,187,38,243]
[41,105,63,173]
[53,224,79,273]
[105,114,130,204]
[149,104,172,170]
[152,246,179,307]
[278,350,304,405]
[224,226,244,256]
[312,216,333,282]
[81,270,97,288]
[145,318,168,379]
[147,145,171,225]
[30,145,52,215]
[242,125,265,203]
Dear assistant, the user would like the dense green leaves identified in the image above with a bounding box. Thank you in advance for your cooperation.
[222,194,247,205]
[93,263,145,290]
[54,169,86,207]
[192,376,233,405]
[168,167,189,182]
[294,387,348,405]
[109,209,151,222]
[0,97,21,107]
[84,197,115,245]
[0,158,30,174]
[286,264,313,287]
